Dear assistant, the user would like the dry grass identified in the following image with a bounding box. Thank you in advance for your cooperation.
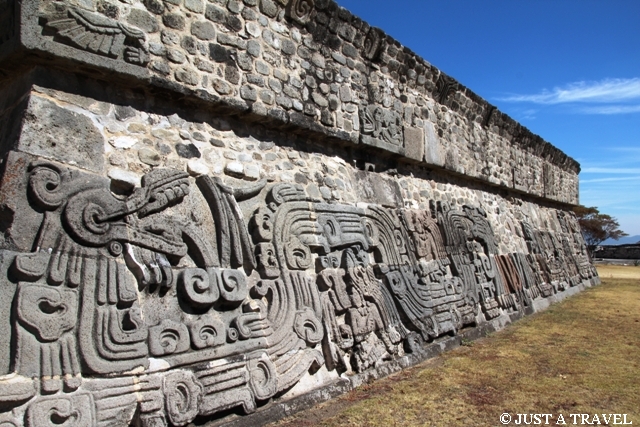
[271,267,640,427]
[596,264,640,280]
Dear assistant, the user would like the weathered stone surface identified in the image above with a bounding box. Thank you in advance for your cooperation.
[19,95,104,173]
[108,167,141,189]
[260,0,278,18]
[404,126,424,162]
[126,8,159,33]
[163,13,186,30]
[191,20,216,40]
[138,147,162,166]
[176,143,202,158]
[0,1,592,426]
[424,121,443,167]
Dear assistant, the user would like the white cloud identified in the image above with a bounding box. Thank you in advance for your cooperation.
[580,176,640,183]
[498,78,640,104]
[579,104,640,114]
[520,108,538,120]
[581,167,640,174]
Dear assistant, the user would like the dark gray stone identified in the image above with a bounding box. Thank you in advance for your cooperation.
[305,75,317,89]
[255,60,270,76]
[161,30,180,45]
[166,48,187,64]
[228,0,243,13]
[176,143,202,158]
[242,7,259,20]
[175,68,199,86]
[184,0,205,13]
[209,43,231,62]
[312,92,328,107]
[191,21,216,40]
[127,8,159,33]
[338,23,357,42]
[276,95,292,109]
[181,36,198,55]
[163,13,186,30]
[259,89,275,104]
[247,74,265,86]
[225,63,241,84]
[283,84,300,99]
[217,32,247,49]
[144,0,164,14]
[114,105,136,121]
[247,40,261,57]
[260,0,278,17]
[212,78,233,94]
[240,85,257,101]
[257,140,273,151]
[328,95,340,111]
[237,52,254,71]
[269,78,282,93]
[342,42,358,58]
[152,60,171,75]
[320,109,334,126]
[149,42,165,56]
[274,69,288,81]
[281,38,296,55]
[205,4,227,23]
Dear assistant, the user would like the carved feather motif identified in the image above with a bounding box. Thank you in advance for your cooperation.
[44,6,146,60]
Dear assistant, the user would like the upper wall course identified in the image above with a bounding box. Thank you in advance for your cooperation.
[1,0,579,204]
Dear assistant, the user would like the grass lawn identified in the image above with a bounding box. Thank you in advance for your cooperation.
[271,265,640,427]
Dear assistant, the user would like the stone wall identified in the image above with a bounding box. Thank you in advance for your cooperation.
[7,0,579,203]
[0,1,597,426]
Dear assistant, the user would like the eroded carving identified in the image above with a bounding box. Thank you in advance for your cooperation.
[360,105,403,147]
[286,0,314,25]
[42,4,149,66]
[363,27,383,61]
[0,158,597,426]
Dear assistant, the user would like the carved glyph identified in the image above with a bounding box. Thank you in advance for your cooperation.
[0,159,596,426]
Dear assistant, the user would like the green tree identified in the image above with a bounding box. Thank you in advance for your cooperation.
[573,205,628,258]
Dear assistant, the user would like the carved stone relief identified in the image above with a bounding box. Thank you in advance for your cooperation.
[434,73,458,105]
[41,3,149,66]
[286,0,315,25]
[363,27,383,61]
[0,158,597,426]
[0,0,591,423]
[360,105,404,148]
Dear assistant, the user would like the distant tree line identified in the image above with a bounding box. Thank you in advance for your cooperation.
[573,206,628,259]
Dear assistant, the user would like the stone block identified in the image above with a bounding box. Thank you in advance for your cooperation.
[424,121,444,167]
[126,9,159,33]
[191,21,216,41]
[404,126,424,162]
[185,0,205,13]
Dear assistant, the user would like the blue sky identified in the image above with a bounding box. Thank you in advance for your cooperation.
[336,0,640,236]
